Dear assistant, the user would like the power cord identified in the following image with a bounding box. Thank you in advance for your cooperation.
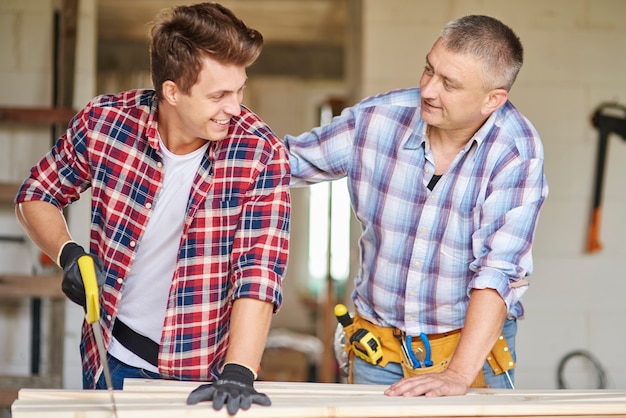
[557,350,607,389]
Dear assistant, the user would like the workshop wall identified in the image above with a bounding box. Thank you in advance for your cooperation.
[1,0,626,393]
[0,0,96,391]
[0,0,53,393]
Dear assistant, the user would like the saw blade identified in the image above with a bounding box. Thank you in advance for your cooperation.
[93,319,118,417]
[77,255,119,417]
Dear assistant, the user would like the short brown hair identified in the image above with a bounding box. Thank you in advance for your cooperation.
[150,2,263,99]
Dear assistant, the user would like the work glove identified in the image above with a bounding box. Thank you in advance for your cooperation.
[58,241,106,307]
[186,363,271,415]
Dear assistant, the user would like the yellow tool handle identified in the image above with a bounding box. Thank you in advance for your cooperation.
[77,255,100,325]
[334,303,353,327]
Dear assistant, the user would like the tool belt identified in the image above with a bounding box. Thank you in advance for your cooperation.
[346,312,514,388]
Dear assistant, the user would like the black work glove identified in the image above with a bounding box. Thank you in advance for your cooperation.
[59,241,106,307]
[186,363,271,415]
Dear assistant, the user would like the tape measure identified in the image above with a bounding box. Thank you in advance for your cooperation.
[349,328,383,365]
[334,304,383,365]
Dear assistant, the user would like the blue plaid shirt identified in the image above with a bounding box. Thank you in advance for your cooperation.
[284,88,548,335]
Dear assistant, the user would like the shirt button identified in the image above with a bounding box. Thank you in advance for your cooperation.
[414,261,420,267]
[157,162,163,168]
[146,202,152,209]
[116,278,123,284]
[130,241,136,248]
[106,315,112,321]
[409,291,416,297]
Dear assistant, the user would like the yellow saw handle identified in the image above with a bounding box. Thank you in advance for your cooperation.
[78,255,100,325]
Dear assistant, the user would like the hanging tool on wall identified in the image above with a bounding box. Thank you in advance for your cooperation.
[587,102,626,253]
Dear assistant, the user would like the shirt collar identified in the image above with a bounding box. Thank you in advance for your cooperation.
[404,107,501,152]
[469,109,499,150]
[147,92,160,151]
[403,117,429,150]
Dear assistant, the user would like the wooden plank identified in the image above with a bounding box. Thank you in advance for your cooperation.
[0,107,76,125]
[12,381,626,417]
[0,388,19,408]
[0,375,62,390]
[0,274,64,299]
[48,299,66,376]
[0,375,62,408]
[0,182,21,204]
[56,0,78,110]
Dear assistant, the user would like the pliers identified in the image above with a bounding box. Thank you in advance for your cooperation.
[406,332,433,369]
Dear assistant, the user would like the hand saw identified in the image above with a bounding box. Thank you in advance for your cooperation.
[79,256,119,418]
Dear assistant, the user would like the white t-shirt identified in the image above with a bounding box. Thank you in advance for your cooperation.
[108,136,208,372]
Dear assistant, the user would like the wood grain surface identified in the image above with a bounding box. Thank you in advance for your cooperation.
[12,379,626,417]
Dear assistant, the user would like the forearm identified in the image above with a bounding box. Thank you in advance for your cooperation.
[224,298,274,375]
[446,288,507,386]
[15,201,73,264]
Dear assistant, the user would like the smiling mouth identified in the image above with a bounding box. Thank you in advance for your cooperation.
[422,100,442,113]
[212,118,230,125]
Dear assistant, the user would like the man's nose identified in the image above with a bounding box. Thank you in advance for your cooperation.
[420,76,438,98]
[224,94,242,116]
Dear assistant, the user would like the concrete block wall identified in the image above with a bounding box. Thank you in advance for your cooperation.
[360,0,626,389]
[0,0,96,389]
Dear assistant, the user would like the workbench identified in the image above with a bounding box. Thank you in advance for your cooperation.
[11,379,626,417]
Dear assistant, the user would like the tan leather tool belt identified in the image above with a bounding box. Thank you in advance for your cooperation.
[346,312,514,388]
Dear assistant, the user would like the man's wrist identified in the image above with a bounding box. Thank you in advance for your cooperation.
[446,364,480,388]
[221,363,256,387]
[56,240,79,268]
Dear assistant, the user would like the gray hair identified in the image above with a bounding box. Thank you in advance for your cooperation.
[440,15,523,91]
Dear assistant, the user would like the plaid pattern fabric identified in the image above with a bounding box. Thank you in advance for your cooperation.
[285,88,547,336]
[16,89,291,388]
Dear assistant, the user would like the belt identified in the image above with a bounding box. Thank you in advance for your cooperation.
[112,319,159,367]
[352,312,461,367]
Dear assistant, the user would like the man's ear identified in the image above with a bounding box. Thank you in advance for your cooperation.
[482,88,509,115]
[161,80,178,105]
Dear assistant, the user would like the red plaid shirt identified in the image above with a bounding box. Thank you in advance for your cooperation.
[16,89,290,388]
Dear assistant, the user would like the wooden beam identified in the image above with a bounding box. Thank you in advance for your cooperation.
[11,381,626,417]
[0,181,20,204]
[1,376,62,409]
[56,0,78,109]
[46,0,79,379]
[0,388,19,408]
[0,375,62,390]
[0,107,76,126]
[0,274,64,299]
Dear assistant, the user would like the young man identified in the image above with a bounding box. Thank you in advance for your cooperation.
[15,2,290,414]
[284,15,548,396]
